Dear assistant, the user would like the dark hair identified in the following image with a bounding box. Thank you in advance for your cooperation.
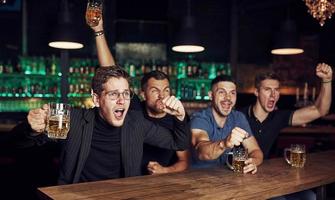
[211,75,236,89]
[92,65,130,96]
[141,70,170,89]
[255,71,280,89]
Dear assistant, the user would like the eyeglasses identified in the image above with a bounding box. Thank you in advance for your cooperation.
[104,90,134,100]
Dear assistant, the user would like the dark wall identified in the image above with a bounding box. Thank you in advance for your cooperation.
[1,0,335,65]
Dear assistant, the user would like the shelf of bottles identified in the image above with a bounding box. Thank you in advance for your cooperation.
[122,60,232,102]
[0,55,231,112]
[0,56,97,112]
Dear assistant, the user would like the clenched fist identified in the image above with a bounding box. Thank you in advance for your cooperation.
[316,63,333,82]
[27,104,48,133]
[161,96,186,121]
[224,127,249,148]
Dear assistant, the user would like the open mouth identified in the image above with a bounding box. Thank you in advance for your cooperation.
[267,100,275,109]
[114,108,125,119]
[220,100,232,111]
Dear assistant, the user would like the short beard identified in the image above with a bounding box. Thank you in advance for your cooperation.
[213,103,229,118]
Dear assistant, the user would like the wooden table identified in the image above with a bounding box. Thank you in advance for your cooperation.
[38,150,335,200]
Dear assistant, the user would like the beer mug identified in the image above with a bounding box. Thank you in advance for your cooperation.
[284,144,306,168]
[46,103,71,139]
[85,0,103,27]
[226,147,248,173]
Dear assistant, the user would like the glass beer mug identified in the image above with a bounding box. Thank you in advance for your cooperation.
[284,144,306,168]
[46,103,71,139]
[85,0,103,27]
[226,146,248,173]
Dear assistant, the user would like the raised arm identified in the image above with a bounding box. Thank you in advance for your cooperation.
[292,63,333,126]
[89,18,116,66]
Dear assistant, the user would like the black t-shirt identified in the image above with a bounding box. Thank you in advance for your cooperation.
[141,102,189,175]
[239,105,293,159]
[79,110,123,182]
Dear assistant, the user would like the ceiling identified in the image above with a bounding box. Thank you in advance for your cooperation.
[1,0,335,65]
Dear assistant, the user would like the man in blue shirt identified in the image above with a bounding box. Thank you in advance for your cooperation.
[191,75,263,174]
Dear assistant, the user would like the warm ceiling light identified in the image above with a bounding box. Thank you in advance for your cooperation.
[48,41,83,49]
[304,0,335,26]
[172,45,204,53]
[271,48,304,55]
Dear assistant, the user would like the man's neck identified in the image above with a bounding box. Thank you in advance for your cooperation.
[211,107,227,128]
[252,102,269,122]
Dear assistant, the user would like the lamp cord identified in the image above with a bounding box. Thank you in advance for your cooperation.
[187,0,191,16]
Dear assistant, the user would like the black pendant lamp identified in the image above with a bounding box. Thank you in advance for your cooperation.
[171,0,204,53]
[48,0,84,49]
[271,19,303,55]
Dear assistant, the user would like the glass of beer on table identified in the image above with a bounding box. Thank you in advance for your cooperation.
[284,144,306,168]
[46,103,71,139]
[226,146,248,173]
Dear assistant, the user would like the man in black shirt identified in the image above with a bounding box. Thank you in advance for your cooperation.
[90,17,190,175]
[240,63,332,159]
[240,63,332,200]
[25,66,188,184]
[140,71,190,175]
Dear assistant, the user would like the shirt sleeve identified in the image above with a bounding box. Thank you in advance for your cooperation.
[190,112,213,135]
[143,114,189,151]
[279,110,294,127]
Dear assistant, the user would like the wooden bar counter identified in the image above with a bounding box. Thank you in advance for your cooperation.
[38,150,335,200]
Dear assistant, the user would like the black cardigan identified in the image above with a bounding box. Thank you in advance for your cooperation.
[13,108,189,185]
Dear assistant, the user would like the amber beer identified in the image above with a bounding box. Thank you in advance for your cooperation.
[46,103,71,139]
[290,150,306,168]
[284,144,306,168]
[85,0,103,27]
[46,115,70,139]
[226,146,248,173]
[232,159,245,173]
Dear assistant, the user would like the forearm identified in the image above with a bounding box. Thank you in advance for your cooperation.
[249,149,263,166]
[95,34,116,66]
[314,81,332,116]
[196,140,226,160]
[162,159,189,173]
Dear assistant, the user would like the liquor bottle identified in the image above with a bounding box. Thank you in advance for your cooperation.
[50,55,57,75]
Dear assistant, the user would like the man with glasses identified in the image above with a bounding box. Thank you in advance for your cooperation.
[190,75,263,174]
[21,66,188,185]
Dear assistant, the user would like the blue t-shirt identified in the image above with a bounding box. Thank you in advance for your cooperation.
[190,107,253,168]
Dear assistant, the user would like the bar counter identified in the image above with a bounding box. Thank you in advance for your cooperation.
[38,150,335,200]
[281,125,335,135]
